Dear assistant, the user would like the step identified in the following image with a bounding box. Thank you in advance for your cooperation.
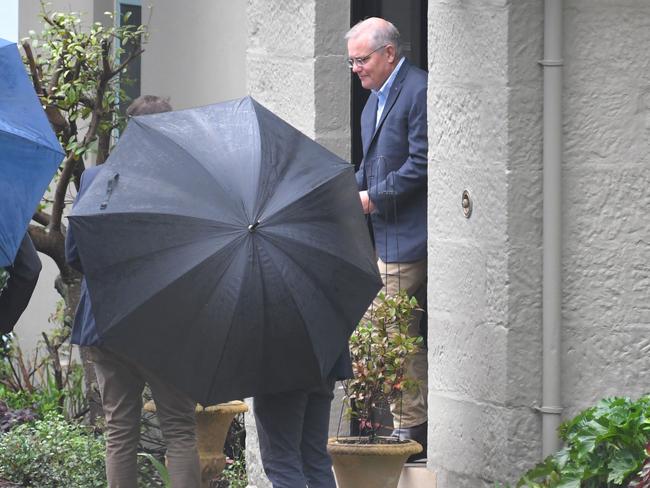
[398,461,437,488]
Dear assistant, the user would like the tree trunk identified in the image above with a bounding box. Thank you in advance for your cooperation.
[57,272,103,424]
[96,124,111,165]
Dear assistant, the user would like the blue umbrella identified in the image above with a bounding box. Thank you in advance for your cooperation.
[0,38,63,266]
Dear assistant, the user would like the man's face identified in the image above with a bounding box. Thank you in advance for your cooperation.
[347,34,395,91]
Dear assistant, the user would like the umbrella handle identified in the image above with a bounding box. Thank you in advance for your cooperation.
[100,173,120,210]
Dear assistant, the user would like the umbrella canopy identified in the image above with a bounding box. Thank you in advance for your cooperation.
[69,96,382,405]
[0,38,64,266]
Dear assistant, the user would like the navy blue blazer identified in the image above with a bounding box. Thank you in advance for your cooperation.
[356,59,428,263]
[66,166,102,346]
[0,234,41,334]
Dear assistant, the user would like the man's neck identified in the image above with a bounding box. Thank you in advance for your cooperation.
[373,57,405,95]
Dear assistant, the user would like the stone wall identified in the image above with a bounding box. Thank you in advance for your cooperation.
[427,0,544,485]
[428,0,650,486]
[246,0,349,159]
[561,0,650,414]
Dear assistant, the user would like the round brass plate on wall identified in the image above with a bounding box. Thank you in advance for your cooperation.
[462,190,472,218]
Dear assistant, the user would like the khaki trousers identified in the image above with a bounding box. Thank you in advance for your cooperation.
[89,347,201,488]
[371,258,428,428]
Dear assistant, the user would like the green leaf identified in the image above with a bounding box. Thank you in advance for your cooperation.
[556,477,581,488]
[608,449,642,484]
[137,452,170,487]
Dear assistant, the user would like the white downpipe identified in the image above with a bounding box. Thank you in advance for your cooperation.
[541,0,564,457]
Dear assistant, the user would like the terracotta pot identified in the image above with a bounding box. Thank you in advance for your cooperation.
[327,436,422,488]
[144,400,248,488]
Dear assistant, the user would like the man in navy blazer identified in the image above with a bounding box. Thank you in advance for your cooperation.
[346,17,428,454]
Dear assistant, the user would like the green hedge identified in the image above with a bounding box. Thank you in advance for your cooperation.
[0,413,106,488]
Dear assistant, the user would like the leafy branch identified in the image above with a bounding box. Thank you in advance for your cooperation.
[343,291,422,440]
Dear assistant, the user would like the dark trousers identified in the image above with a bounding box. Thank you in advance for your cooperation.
[254,379,337,488]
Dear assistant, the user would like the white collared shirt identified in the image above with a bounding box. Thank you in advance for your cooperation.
[373,57,405,128]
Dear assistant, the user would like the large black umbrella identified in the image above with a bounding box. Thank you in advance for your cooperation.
[69,97,382,405]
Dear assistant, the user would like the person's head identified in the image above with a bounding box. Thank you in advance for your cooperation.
[345,17,401,91]
[126,95,172,117]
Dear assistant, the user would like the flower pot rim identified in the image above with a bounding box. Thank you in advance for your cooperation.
[327,436,422,456]
[143,400,248,414]
[197,400,248,414]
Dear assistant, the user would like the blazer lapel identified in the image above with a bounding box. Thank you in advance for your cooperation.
[366,61,411,152]
[361,94,378,157]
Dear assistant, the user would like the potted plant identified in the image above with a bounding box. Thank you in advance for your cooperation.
[327,290,424,488]
[144,400,248,488]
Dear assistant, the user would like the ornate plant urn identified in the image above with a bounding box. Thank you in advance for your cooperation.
[327,437,422,488]
[144,400,248,488]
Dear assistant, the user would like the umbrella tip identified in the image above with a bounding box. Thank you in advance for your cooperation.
[248,221,261,233]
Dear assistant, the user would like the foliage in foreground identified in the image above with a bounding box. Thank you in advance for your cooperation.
[514,395,650,488]
[0,413,105,488]
[0,412,164,487]
[1,310,87,420]
[0,401,37,434]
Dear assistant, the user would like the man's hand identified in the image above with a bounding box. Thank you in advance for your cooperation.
[359,191,375,214]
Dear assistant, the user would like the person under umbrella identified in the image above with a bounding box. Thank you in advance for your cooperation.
[66,95,201,488]
[68,96,382,487]
[0,234,41,335]
[254,348,351,487]
[0,38,63,267]
[0,37,61,335]
[67,96,381,407]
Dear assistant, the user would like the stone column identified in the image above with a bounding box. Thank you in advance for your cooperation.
[244,1,350,486]
[427,1,545,486]
[246,0,350,159]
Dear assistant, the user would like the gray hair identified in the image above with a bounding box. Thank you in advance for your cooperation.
[126,95,172,116]
[345,17,402,58]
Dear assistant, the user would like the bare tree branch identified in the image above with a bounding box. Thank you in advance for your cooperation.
[28,224,67,272]
[21,41,45,96]
[22,41,69,134]
[49,154,78,232]
[32,211,51,227]
[47,55,65,98]
[42,332,64,409]
[110,47,145,78]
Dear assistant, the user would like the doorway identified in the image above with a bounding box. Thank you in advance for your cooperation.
[350,0,428,167]
[347,1,429,440]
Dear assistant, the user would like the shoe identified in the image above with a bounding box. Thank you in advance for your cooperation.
[392,421,427,462]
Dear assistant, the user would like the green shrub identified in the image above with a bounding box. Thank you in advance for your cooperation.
[0,413,106,487]
[517,395,650,487]
[0,324,88,420]
[344,291,422,439]
[0,382,63,417]
[218,455,248,488]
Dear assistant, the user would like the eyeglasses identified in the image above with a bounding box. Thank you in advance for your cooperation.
[347,45,388,69]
